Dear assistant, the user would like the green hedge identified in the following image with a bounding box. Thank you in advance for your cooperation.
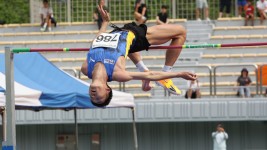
[0,0,30,24]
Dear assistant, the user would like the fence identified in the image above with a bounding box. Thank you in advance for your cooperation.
[30,0,239,23]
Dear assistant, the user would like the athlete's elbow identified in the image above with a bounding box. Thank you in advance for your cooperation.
[81,62,88,76]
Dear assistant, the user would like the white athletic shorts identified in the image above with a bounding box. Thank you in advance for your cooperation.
[196,0,208,8]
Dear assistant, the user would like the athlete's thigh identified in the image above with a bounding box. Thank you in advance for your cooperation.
[146,24,186,45]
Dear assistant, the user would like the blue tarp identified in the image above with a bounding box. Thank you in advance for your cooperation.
[0,53,134,109]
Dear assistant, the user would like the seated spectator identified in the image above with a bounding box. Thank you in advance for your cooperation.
[196,0,210,21]
[244,0,254,26]
[236,68,252,98]
[219,0,231,18]
[93,0,109,30]
[185,79,201,99]
[257,0,267,25]
[0,20,5,25]
[40,0,56,32]
[238,0,247,17]
[134,0,148,24]
[156,5,169,25]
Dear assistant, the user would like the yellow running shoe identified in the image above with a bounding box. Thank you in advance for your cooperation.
[155,79,182,95]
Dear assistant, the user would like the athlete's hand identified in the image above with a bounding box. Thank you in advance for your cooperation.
[142,70,152,91]
[178,72,197,81]
[97,4,110,22]
[142,80,152,91]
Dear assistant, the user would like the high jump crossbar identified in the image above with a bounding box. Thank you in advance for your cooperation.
[11,42,267,53]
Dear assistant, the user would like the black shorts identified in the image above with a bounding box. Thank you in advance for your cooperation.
[111,22,151,53]
[185,90,197,99]
[219,0,231,14]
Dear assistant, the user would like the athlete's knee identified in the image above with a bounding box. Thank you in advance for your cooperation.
[167,25,186,44]
[176,25,186,38]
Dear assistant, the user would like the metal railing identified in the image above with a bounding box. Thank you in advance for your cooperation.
[213,64,259,96]
[72,63,267,97]
[62,68,78,77]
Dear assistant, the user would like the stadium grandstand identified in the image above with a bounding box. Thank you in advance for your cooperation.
[0,0,267,150]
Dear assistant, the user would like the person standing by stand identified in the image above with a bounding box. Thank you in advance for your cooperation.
[212,124,229,150]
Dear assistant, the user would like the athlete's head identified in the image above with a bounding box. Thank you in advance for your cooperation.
[90,83,113,107]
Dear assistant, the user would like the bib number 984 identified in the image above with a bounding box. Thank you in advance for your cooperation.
[92,33,121,49]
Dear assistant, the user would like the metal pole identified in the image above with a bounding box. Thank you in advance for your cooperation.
[123,82,126,92]
[209,66,213,96]
[255,66,259,96]
[74,108,78,150]
[172,0,176,19]
[131,108,138,150]
[213,67,217,97]
[1,107,6,142]
[29,0,34,23]
[235,0,238,17]
[67,0,71,22]
[3,47,16,150]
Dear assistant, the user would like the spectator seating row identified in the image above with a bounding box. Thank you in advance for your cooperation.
[1,36,266,50]
[213,26,267,36]
[0,19,187,33]
[215,17,267,27]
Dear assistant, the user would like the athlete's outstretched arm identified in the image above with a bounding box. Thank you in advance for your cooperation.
[113,71,196,82]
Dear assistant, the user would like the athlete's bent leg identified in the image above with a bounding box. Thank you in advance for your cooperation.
[146,24,187,95]
[146,24,186,67]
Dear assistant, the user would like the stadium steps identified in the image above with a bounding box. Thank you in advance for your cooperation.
[215,17,267,26]
[201,47,267,54]
[0,39,94,50]
[185,20,213,43]
[200,53,267,63]
[210,34,267,44]
[0,30,102,41]
[46,51,202,68]
[213,26,267,36]
[0,19,187,33]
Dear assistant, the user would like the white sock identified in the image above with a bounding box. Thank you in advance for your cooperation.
[136,61,148,72]
[43,23,47,29]
[162,65,172,72]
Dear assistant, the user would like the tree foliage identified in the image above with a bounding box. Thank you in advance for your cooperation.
[0,0,30,23]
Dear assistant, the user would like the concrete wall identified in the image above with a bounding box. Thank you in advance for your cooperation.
[1,121,267,150]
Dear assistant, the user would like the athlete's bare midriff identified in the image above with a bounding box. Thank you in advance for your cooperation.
[112,56,127,81]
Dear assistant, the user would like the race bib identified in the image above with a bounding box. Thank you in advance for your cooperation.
[92,33,121,49]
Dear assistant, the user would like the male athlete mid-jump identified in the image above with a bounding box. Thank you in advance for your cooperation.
[81,4,196,107]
